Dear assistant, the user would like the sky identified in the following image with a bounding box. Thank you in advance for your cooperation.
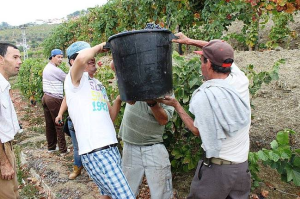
[1,0,108,26]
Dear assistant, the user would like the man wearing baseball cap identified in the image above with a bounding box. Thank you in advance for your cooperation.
[49,49,63,60]
[63,41,134,198]
[42,48,68,154]
[158,33,251,198]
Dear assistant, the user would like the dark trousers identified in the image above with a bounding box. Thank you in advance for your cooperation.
[187,160,251,199]
[42,94,67,152]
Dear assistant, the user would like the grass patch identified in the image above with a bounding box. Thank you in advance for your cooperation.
[19,183,39,198]
[14,145,23,184]
[21,113,31,121]
[24,107,33,114]
[29,117,44,125]
[18,141,36,148]
[34,140,46,148]
[14,133,30,143]
[27,126,45,134]
[15,146,39,198]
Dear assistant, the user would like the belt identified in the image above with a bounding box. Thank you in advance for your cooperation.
[88,143,118,154]
[211,158,237,165]
[143,142,163,146]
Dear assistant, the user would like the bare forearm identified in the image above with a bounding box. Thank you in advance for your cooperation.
[58,97,67,116]
[150,104,168,125]
[109,96,122,122]
[0,141,9,166]
[173,32,209,48]
[77,44,104,63]
[174,102,200,136]
[0,140,14,180]
[72,43,106,84]
[186,39,209,48]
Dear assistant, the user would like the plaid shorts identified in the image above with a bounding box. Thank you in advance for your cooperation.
[81,146,134,199]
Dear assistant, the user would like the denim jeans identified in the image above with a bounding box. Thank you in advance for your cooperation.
[68,119,82,167]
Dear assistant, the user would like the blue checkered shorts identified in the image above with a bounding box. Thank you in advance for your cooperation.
[81,146,134,199]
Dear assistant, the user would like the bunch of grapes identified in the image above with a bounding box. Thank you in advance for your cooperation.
[144,23,163,30]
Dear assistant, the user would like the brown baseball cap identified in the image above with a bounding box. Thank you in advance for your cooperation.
[194,39,234,67]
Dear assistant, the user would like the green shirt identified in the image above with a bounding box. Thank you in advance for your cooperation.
[119,101,174,145]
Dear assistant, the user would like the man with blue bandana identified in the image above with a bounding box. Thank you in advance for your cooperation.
[42,48,68,153]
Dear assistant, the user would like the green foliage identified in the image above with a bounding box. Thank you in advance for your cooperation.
[200,0,246,40]
[257,129,300,186]
[1,1,298,55]
[266,12,294,49]
[16,58,68,102]
[249,152,261,189]
[243,59,285,96]
[42,0,203,54]
[249,129,300,189]
[200,1,297,50]
[41,0,297,53]
[164,52,203,172]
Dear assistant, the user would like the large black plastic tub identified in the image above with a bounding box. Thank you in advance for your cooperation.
[106,29,174,101]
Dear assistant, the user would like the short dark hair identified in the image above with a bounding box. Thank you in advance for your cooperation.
[203,57,232,74]
[0,42,18,57]
[68,53,78,66]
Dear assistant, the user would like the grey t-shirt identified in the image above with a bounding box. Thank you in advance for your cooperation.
[119,101,174,145]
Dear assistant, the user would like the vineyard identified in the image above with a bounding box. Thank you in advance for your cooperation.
[9,0,300,198]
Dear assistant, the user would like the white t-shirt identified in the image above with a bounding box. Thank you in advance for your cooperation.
[220,63,250,163]
[64,71,117,155]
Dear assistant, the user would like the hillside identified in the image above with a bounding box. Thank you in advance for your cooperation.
[0,24,57,49]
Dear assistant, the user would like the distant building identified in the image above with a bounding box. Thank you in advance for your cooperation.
[34,18,65,25]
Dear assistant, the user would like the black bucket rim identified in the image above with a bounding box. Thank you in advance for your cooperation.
[107,29,172,42]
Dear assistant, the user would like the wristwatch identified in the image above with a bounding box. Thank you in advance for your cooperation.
[147,101,157,107]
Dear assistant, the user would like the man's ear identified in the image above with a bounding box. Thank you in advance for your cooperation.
[0,55,4,66]
[207,59,213,69]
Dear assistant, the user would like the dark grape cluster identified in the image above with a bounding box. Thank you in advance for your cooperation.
[119,23,164,33]
[144,23,162,30]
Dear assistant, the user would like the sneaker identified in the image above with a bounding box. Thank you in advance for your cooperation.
[60,149,70,156]
[48,147,59,153]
